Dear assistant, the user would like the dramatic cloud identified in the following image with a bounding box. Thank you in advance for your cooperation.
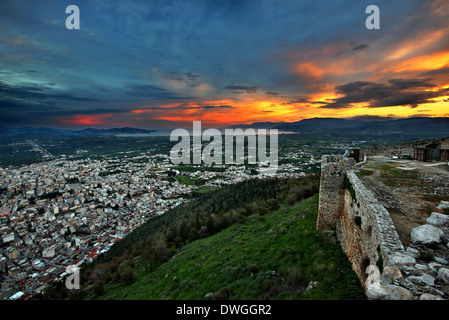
[352,44,370,51]
[282,97,312,105]
[0,81,100,109]
[126,84,193,100]
[345,115,399,121]
[0,0,448,128]
[319,78,449,109]
[170,72,200,86]
[223,85,262,94]
[195,105,234,110]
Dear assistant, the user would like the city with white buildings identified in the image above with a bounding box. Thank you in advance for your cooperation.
[0,149,316,300]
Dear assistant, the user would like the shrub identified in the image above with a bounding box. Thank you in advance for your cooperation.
[359,169,374,176]
[213,286,232,300]
[93,281,104,296]
[283,266,303,290]
[286,193,297,205]
[349,149,361,162]
[90,263,113,283]
[261,279,282,299]
[119,268,135,285]
[244,264,260,275]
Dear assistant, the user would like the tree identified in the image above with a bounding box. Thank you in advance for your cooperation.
[174,236,183,250]
[142,246,159,272]
[93,280,104,296]
[119,268,135,286]
[90,263,112,283]
[267,198,279,211]
[349,149,361,162]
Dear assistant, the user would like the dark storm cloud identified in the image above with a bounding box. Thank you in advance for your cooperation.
[170,72,200,85]
[0,98,43,110]
[0,81,99,108]
[282,96,330,105]
[387,79,436,90]
[196,105,234,110]
[148,104,234,110]
[346,115,398,121]
[125,84,193,100]
[320,78,449,109]
[223,85,262,93]
[282,96,311,105]
[0,0,445,128]
[420,67,449,77]
[128,103,234,113]
[265,92,283,96]
[22,69,41,73]
[419,67,449,85]
[352,44,370,51]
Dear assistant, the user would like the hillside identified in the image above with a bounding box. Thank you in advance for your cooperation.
[0,126,157,136]
[274,117,449,136]
[276,117,364,131]
[36,176,365,300]
[88,195,364,300]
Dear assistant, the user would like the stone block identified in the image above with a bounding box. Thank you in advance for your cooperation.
[419,293,445,300]
[389,252,416,266]
[426,212,449,227]
[411,224,444,245]
[405,247,419,258]
[437,268,449,285]
[381,266,403,283]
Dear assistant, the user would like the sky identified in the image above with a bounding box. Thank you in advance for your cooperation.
[0,0,448,129]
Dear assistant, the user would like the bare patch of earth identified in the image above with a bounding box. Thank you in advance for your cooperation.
[355,158,449,247]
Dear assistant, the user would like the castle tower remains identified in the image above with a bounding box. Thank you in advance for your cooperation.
[317,155,355,229]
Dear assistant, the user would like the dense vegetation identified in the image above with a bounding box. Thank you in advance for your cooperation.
[95,176,318,264]
[35,175,364,300]
[94,195,364,300]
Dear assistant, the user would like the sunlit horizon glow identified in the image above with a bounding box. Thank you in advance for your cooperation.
[0,1,448,129]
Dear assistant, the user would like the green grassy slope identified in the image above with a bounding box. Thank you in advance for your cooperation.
[92,195,365,300]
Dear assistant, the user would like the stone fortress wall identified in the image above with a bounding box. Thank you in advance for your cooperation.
[360,136,449,161]
[317,155,449,300]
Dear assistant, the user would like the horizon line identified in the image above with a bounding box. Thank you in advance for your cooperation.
[2,115,448,131]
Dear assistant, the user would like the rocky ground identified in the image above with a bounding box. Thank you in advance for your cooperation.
[356,158,449,299]
[356,158,449,246]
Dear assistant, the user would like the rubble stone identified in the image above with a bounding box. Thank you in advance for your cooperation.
[420,293,444,300]
[318,156,449,300]
[411,224,444,245]
[437,268,449,285]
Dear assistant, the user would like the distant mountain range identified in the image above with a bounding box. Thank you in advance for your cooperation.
[224,121,286,130]
[0,126,157,136]
[228,117,449,135]
[1,117,448,137]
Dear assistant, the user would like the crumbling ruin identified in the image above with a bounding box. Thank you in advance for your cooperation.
[317,155,449,300]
